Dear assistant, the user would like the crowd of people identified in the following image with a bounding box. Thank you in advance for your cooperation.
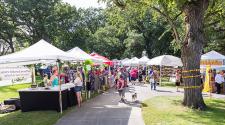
[38,65,162,104]
[38,64,225,107]
[203,69,225,94]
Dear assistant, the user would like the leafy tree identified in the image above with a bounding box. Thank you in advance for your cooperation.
[123,30,145,58]
[103,0,224,109]
[78,8,106,34]
[87,25,124,59]
[104,2,179,58]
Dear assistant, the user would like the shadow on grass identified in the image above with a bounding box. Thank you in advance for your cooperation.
[175,99,225,125]
[171,99,183,105]
[123,99,142,108]
[0,110,64,125]
[141,102,148,107]
[155,90,173,93]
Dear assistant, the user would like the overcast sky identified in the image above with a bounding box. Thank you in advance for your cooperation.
[62,0,106,9]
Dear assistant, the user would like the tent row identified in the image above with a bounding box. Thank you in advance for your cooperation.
[0,39,224,68]
[0,39,113,67]
[119,55,183,67]
[116,50,225,67]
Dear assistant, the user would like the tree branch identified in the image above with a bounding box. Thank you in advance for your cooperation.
[173,11,182,21]
[204,9,222,19]
[151,6,180,43]
[204,20,220,28]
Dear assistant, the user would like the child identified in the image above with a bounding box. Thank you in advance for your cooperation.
[43,74,49,87]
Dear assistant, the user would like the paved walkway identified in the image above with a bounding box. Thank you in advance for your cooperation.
[55,83,225,125]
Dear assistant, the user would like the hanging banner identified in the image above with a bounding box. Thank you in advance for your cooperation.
[200,60,223,65]
[0,66,32,86]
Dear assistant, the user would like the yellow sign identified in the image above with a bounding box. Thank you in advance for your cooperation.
[201,60,223,65]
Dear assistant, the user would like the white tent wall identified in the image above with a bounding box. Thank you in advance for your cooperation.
[147,55,183,67]
[201,50,225,60]
[67,47,102,64]
[147,55,183,85]
[0,40,76,64]
[0,39,82,114]
[139,56,150,65]
[122,57,139,66]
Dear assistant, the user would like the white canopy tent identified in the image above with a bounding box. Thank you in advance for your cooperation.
[147,55,183,67]
[0,39,76,67]
[201,50,225,60]
[0,39,78,114]
[67,47,102,64]
[201,50,225,70]
[121,58,129,65]
[147,55,183,85]
[139,56,150,65]
[122,57,139,66]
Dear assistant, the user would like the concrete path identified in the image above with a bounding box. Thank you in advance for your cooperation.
[55,83,225,125]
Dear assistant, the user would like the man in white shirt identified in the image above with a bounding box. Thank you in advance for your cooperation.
[215,71,225,94]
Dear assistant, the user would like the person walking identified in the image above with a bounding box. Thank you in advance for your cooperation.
[117,75,125,102]
[149,69,156,90]
[175,70,181,92]
[74,72,83,107]
[215,71,224,94]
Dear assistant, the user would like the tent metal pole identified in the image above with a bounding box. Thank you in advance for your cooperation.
[57,60,63,114]
[160,65,162,86]
[31,64,36,85]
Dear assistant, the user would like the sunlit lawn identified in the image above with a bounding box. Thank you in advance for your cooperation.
[0,83,64,125]
[0,83,31,103]
[142,96,225,125]
[0,83,65,125]
[0,81,100,125]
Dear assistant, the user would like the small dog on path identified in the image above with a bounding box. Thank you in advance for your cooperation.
[132,93,137,101]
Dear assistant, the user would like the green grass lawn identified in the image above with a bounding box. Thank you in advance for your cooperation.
[0,110,67,125]
[0,83,31,102]
[142,96,225,125]
[160,82,176,87]
[0,82,101,125]
[0,75,43,103]
[0,83,73,125]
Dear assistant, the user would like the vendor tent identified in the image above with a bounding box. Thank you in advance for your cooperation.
[112,59,120,66]
[121,58,129,66]
[0,39,78,114]
[201,50,225,60]
[147,55,182,85]
[0,39,76,67]
[201,51,225,93]
[67,47,102,63]
[201,50,225,66]
[147,55,183,67]
[123,57,139,66]
[90,53,113,66]
[139,56,150,65]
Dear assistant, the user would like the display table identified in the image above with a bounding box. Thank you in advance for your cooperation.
[18,83,77,112]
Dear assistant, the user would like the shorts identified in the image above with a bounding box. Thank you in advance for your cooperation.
[175,82,180,86]
[74,86,82,92]
[149,79,154,84]
[118,88,125,97]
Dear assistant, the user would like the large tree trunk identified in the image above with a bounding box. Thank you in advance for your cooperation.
[181,0,209,110]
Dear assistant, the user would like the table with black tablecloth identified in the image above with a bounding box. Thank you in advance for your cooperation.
[18,83,77,112]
